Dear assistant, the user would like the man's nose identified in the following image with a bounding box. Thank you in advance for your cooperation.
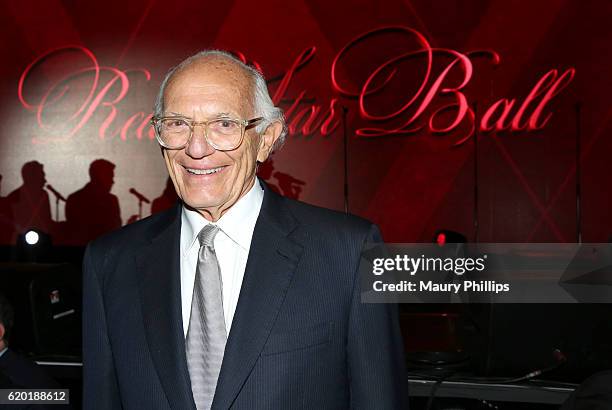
[185,125,215,158]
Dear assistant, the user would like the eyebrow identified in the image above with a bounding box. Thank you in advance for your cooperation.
[164,111,234,118]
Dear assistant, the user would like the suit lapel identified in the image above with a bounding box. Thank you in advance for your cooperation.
[136,204,196,410]
[212,187,303,410]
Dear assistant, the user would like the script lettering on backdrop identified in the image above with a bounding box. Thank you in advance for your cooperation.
[19,45,153,143]
[18,26,574,146]
[331,26,575,145]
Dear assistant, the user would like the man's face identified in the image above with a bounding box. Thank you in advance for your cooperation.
[161,58,278,221]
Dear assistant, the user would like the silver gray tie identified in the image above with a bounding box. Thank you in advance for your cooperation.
[186,224,227,410]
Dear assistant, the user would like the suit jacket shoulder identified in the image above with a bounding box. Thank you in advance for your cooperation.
[84,204,181,293]
[271,193,379,245]
[87,205,179,260]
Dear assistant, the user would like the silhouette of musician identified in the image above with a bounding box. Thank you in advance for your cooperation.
[65,159,121,244]
[257,160,281,194]
[257,158,305,199]
[151,177,178,215]
[0,175,11,244]
[6,161,53,242]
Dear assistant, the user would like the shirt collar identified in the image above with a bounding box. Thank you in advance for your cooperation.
[0,347,7,358]
[181,178,264,254]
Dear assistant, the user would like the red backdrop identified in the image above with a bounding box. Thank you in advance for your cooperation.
[0,0,610,244]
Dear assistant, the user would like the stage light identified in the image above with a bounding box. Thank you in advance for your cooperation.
[436,232,446,246]
[15,229,52,262]
[433,230,467,259]
[25,230,40,245]
[433,230,466,245]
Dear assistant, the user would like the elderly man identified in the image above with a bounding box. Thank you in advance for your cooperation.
[83,50,407,409]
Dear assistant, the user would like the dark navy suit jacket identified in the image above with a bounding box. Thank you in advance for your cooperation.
[82,186,408,409]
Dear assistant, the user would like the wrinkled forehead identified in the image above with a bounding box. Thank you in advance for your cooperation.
[163,57,255,114]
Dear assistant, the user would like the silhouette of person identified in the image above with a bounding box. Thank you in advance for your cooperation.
[65,159,121,244]
[257,158,305,199]
[6,161,53,242]
[151,177,178,215]
[0,175,11,244]
[256,160,281,195]
[275,171,305,199]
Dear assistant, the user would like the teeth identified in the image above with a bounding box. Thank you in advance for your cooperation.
[185,166,224,175]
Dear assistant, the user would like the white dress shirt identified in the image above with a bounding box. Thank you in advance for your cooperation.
[180,179,263,337]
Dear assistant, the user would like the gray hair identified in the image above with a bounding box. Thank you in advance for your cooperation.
[153,50,287,153]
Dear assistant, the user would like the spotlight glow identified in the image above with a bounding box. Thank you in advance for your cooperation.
[436,232,446,246]
[25,230,39,245]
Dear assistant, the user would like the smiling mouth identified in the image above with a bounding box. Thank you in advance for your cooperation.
[183,165,226,175]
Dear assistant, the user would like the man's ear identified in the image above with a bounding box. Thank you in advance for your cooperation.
[0,323,5,343]
[257,121,283,163]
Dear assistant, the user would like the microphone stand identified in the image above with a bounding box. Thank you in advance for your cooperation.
[342,106,349,214]
[129,189,150,222]
[137,197,144,221]
[49,192,66,221]
[575,102,582,244]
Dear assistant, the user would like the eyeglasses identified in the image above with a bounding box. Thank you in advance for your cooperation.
[151,115,264,151]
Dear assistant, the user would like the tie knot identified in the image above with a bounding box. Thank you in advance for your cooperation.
[198,224,219,248]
